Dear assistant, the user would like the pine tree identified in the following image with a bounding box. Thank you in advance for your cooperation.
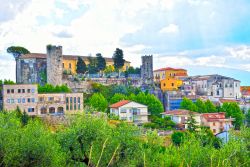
[76,57,87,74]
[112,48,125,72]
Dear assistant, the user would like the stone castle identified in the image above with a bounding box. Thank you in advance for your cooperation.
[141,55,153,86]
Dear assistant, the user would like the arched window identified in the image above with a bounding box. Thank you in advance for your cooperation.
[49,107,55,114]
[41,107,47,114]
[57,107,64,114]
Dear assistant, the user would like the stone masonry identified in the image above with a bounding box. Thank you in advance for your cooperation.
[141,55,153,86]
[47,45,63,86]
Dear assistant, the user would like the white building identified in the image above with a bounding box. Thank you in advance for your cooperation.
[161,109,201,129]
[109,100,149,124]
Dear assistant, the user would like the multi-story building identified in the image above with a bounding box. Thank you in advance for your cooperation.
[16,46,131,85]
[1,84,83,116]
[153,67,187,91]
[184,75,241,99]
[109,100,149,125]
[201,112,234,135]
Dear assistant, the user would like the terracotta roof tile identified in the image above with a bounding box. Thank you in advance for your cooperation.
[109,100,131,108]
[219,99,239,104]
[154,67,187,72]
[161,109,199,115]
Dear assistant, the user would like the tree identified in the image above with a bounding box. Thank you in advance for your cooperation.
[195,98,206,113]
[96,53,106,73]
[87,56,98,74]
[180,97,198,112]
[112,48,125,73]
[89,93,108,112]
[76,57,87,74]
[104,65,115,75]
[246,109,250,127]
[204,100,217,112]
[221,102,244,129]
[186,112,198,132]
[171,131,185,146]
[7,46,30,59]
[110,93,127,104]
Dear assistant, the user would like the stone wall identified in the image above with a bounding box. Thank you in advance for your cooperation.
[47,45,63,86]
[141,55,153,86]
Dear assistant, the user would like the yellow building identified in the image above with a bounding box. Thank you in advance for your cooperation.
[160,78,183,91]
[62,55,131,74]
[153,67,187,91]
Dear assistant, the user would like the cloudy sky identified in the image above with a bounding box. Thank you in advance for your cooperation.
[0,0,250,85]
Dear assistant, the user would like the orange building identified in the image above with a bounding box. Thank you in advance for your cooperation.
[153,67,187,91]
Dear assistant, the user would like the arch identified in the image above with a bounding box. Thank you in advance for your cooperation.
[40,107,47,114]
[57,107,64,114]
[49,107,55,114]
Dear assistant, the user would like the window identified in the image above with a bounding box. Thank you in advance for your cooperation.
[48,97,54,101]
[18,98,21,103]
[213,129,216,133]
[11,89,14,93]
[22,89,25,93]
[66,104,69,110]
[69,63,72,69]
[120,108,127,113]
[31,89,35,93]
[62,63,64,68]
[70,97,73,103]
[74,104,77,110]
[163,83,166,87]
[27,98,31,103]
[7,89,10,94]
[171,83,174,87]
[7,99,10,103]
[74,97,76,103]
[49,107,55,114]
[230,84,233,87]
[39,97,44,102]
[18,89,21,93]
[213,122,216,126]
[217,91,220,96]
[235,83,238,87]
[27,89,31,93]
[22,98,26,103]
[31,98,35,103]
[70,104,73,110]
[28,108,35,112]
[41,107,47,114]
[66,97,69,103]
[57,107,64,114]
[78,97,81,110]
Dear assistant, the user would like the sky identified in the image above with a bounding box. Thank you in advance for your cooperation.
[0,0,250,85]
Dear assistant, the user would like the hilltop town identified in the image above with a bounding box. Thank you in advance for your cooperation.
[0,45,250,166]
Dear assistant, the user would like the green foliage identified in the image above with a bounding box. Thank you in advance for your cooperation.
[38,84,71,93]
[180,97,198,112]
[113,48,125,70]
[204,100,217,112]
[76,57,87,74]
[87,56,98,74]
[110,93,127,104]
[195,98,206,113]
[0,112,66,166]
[96,53,106,72]
[7,46,30,59]
[246,109,250,127]
[144,116,176,130]
[221,102,244,129]
[89,93,108,112]
[0,110,249,166]
[124,67,141,77]
[171,131,185,146]
[0,79,15,85]
[186,112,198,132]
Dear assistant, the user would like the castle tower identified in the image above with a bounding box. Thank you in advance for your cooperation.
[46,45,63,86]
[141,55,153,85]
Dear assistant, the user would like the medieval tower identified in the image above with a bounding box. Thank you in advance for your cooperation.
[141,55,153,85]
[46,45,63,86]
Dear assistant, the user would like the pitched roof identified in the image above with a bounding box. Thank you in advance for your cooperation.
[19,53,131,63]
[154,67,187,72]
[161,109,200,115]
[109,100,131,108]
[219,98,239,104]
[201,112,235,122]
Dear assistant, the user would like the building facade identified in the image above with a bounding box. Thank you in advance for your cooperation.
[201,112,234,135]
[16,46,131,85]
[1,84,83,116]
[109,100,149,125]
[184,75,241,99]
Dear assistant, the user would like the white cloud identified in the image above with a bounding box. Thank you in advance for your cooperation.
[159,24,179,34]
[226,45,250,60]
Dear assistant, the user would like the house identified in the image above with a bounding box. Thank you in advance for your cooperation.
[201,112,234,135]
[153,67,187,91]
[161,109,201,129]
[1,84,83,116]
[109,100,149,124]
[184,75,241,99]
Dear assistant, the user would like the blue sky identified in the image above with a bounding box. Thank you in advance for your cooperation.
[0,0,250,85]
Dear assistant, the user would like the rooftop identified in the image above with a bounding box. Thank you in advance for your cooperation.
[19,53,131,63]
[161,109,200,115]
[109,100,131,108]
[154,67,187,72]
